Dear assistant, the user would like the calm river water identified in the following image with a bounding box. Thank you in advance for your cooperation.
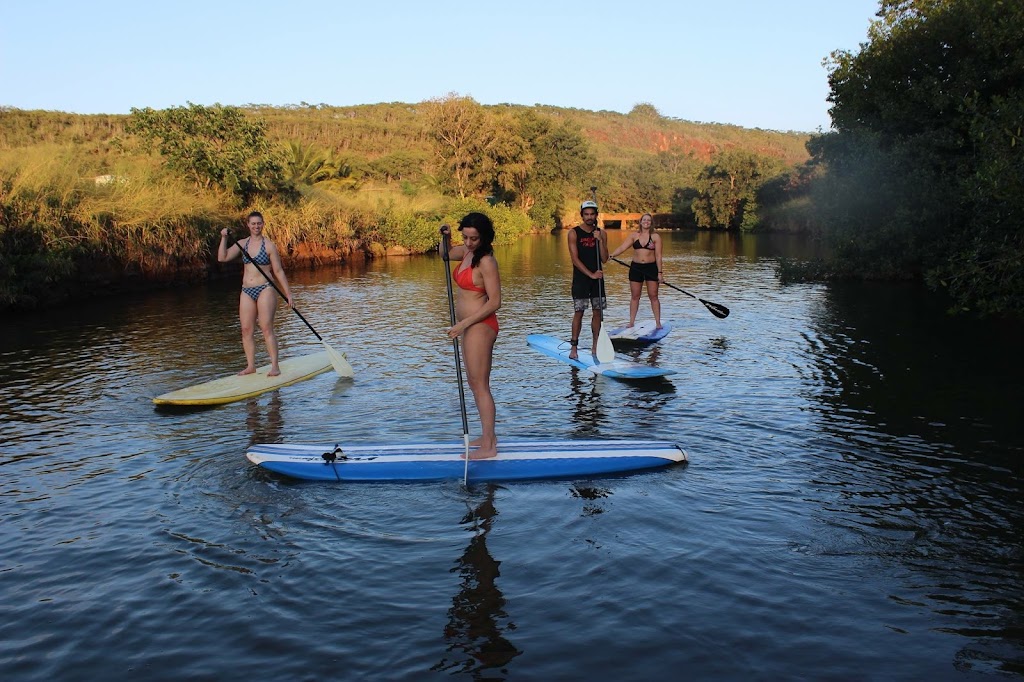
[1,231,1021,680]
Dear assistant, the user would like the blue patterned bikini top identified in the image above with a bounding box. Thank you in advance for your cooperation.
[243,238,271,266]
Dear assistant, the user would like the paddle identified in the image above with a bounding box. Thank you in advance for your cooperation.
[611,256,730,319]
[591,187,616,363]
[439,225,472,484]
[224,230,354,377]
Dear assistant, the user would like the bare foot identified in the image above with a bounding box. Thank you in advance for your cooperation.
[237,367,256,376]
[628,321,635,328]
[462,445,498,460]
[655,323,663,329]
[468,436,499,448]
[568,349,578,359]
[267,367,281,377]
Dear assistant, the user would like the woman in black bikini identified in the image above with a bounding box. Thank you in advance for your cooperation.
[608,212,663,329]
[218,211,294,377]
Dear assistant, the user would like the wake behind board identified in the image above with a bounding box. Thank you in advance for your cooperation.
[526,334,676,379]
[247,439,687,482]
[154,351,335,406]
[608,320,673,344]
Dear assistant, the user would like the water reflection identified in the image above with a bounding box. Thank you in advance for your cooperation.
[244,393,284,447]
[801,280,1024,670]
[570,483,613,518]
[433,484,521,679]
[566,369,606,437]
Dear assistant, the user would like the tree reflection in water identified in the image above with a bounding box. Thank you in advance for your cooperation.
[433,484,521,679]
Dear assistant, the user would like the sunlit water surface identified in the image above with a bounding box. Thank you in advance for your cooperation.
[1,231,1021,680]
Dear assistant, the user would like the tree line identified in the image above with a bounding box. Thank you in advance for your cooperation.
[780,0,1023,317]
[10,0,1018,318]
[0,97,806,309]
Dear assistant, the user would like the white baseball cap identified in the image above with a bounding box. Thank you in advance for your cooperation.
[580,200,598,211]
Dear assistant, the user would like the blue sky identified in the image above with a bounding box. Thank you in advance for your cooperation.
[1,0,879,133]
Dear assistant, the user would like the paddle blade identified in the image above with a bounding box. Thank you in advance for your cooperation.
[701,299,730,319]
[596,324,616,363]
[322,341,354,377]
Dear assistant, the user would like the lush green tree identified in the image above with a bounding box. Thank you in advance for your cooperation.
[525,118,594,226]
[284,140,337,186]
[628,102,662,119]
[424,94,492,199]
[126,103,284,202]
[367,150,427,184]
[691,150,785,230]
[807,0,1024,315]
[485,111,535,210]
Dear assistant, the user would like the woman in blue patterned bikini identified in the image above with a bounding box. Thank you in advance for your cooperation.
[218,212,294,377]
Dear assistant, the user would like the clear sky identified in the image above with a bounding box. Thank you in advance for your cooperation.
[1,0,879,133]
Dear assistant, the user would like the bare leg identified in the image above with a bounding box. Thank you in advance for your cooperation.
[256,288,281,376]
[462,322,498,459]
[238,294,258,375]
[647,280,662,327]
[628,280,643,327]
[590,309,603,356]
[569,309,584,359]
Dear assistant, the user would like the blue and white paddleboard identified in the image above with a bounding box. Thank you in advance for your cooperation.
[246,439,687,482]
[608,320,673,344]
[526,334,676,379]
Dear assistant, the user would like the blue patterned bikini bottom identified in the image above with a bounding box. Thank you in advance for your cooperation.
[242,283,270,302]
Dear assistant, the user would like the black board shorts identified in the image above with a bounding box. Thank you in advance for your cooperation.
[629,261,659,283]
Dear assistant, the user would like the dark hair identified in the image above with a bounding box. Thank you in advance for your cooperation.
[246,211,264,221]
[458,212,495,268]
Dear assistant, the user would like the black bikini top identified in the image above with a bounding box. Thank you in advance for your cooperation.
[633,235,655,251]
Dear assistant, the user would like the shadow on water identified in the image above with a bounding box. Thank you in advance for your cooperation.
[802,280,1024,674]
[432,484,522,679]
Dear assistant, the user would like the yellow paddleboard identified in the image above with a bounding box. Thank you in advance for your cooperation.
[153,351,335,406]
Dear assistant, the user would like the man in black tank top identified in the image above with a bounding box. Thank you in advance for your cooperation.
[567,200,608,359]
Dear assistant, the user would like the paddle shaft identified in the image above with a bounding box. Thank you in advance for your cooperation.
[440,227,472,473]
[225,231,325,340]
[610,257,730,319]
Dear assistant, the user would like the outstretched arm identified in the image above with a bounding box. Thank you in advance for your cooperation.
[609,231,636,259]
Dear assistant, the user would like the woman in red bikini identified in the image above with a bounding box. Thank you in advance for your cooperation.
[441,212,501,460]
[218,211,294,377]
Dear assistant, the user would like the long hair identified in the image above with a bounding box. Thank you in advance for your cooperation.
[458,212,495,268]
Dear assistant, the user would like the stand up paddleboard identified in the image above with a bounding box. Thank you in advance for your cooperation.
[154,351,341,406]
[247,439,687,482]
[526,334,676,379]
[608,320,673,344]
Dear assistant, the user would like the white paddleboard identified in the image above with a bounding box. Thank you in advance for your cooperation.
[154,351,337,406]
[608,320,673,343]
[526,334,675,379]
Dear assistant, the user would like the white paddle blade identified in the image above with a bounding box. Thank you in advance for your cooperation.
[322,341,354,377]
[596,324,616,363]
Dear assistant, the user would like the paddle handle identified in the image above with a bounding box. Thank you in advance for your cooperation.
[440,226,472,440]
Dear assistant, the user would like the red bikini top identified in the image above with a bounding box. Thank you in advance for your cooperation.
[453,263,486,294]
